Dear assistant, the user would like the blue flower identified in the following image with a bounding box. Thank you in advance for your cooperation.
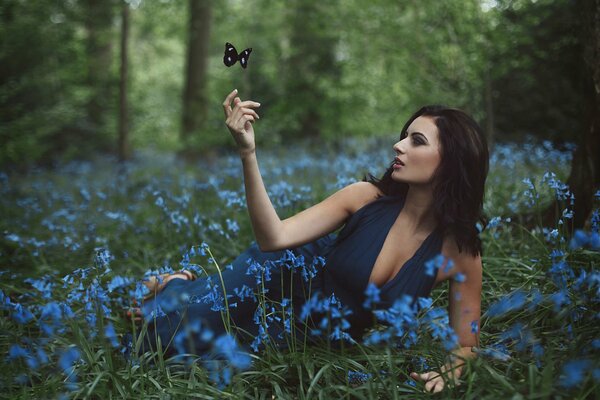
[363,283,381,309]
[470,320,479,333]
[569,229,589,250]
[486,216,502,229]
[7,344,29,361]
[58,347,81,380]
[477,344,511,361]
[550,290,570,312]
[233,285,255,303]
[559,359,592,388]
[40,302,62,321]
[347,371,371,385]
[104,323,119,348]
[213,334,251,370]
[24,277,53,299]
[107,275,134,292]
[12,303,34,324]
[424,254,446,276]
[486,290,527,317]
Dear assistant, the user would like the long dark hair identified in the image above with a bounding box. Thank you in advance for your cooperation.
[366,105,489,257]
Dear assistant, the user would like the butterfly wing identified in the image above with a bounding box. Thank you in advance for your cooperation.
[238,48,252,69]
[223,42,239,67]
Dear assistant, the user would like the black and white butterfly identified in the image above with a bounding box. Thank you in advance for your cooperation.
[223,42,252,69]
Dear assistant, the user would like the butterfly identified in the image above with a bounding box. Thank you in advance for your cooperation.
[223,42,252,69]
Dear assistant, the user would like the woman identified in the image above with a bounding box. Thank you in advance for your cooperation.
[134,89,489,393]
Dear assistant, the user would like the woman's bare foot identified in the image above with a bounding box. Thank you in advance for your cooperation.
[125,270,196,324]
[142,270,196,297]
[141,270,196,304]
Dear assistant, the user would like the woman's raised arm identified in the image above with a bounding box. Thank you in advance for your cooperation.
[223,89,379,251]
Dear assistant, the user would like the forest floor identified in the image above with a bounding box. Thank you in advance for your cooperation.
[0,137,598,399]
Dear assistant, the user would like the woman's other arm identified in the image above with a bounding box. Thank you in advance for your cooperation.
[410,246,482,393]
[223,90,380,251]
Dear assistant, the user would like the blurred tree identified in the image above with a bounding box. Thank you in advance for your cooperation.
[0,0,89,166]
[489,0,583,143]
[83,0,117,143]
[181,0,212,155]
[119,0,131,162]
[278,0,342,139]
[560,0,599,230]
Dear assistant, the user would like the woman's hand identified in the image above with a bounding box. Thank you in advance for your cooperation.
[223,89,261,156]
[409,368,461,393]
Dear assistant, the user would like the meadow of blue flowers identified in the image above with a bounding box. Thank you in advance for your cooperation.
[1,136,598,399]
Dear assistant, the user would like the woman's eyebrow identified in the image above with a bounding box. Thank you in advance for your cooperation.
[408,131,429,142]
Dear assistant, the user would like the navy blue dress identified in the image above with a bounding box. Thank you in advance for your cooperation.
[138,195,443,356]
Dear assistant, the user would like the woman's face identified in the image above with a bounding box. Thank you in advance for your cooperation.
[391,115,441,186]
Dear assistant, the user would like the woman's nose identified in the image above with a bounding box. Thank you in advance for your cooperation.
[393,140,405,154]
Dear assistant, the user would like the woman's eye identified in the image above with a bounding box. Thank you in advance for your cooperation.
[412,138,422,145]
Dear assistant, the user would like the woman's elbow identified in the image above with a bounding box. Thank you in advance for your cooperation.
[256,238,281,252]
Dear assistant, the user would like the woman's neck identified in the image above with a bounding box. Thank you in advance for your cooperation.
[403,186,437,235]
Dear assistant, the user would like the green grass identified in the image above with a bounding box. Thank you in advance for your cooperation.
[0,138,598,399]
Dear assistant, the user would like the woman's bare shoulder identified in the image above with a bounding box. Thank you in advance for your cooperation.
[342,181,384,214]
[440,234,482,278]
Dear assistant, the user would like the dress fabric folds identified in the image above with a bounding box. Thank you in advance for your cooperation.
[138,194,443,355]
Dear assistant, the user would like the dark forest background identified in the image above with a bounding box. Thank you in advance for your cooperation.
[1,0,598,227]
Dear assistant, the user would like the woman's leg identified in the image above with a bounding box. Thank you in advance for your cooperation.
[136,236,336,357]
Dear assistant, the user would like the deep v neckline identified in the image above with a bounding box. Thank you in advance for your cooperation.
[368,196,438,290]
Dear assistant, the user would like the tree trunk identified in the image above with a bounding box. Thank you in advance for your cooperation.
[84,0,115,138]
[484,67,495,153]
[118,1,130,162]
[180,0,212,155]
[538,0,600,232]
[571,0,600,229]
[284,0,340,138]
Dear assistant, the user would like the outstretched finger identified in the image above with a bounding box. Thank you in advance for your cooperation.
[222,89,238,118]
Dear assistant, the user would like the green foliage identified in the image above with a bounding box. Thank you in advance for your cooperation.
[1,138,599,398]
[488,0,584,142]
[0,0,589,165]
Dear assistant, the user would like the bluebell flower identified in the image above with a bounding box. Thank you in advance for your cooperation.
[590,232,600,248]
[559,359,592,388]
[471,320,479,333]
[226,219,239,234]
[104,323,119,348]
[12,303,34,324]
[40,302,62,321]
[36,347,49,365]
[562,208,574,220]
[233,285,254,303]
[363,283,381,309]
[476,343,511,361]
[486,216,502,229]
[486,290,527,317]
[24,277,53,299]
[347,371,371,385]
[591,210,600,233]
[107,275,134,292]
[94,247,113,268]
[424,254,446,276]
[569,229,589,250]
[550,289,570,312]
[58,347,81,374]
[404,378,417,387]
[549,249,565,260]
[200,283,226,312]
[526,288,544,312]
[8,344,29,361]
[213,334,251,370]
